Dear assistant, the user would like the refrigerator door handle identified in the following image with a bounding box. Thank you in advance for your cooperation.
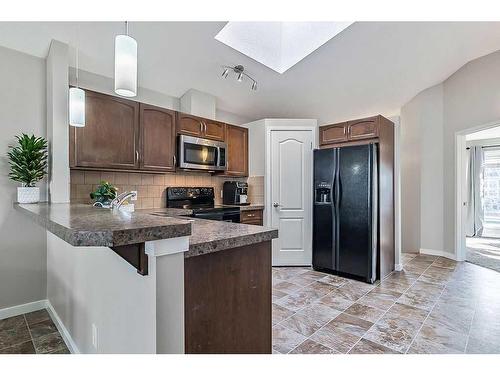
[334,148,341,268]
[331,150,337,270]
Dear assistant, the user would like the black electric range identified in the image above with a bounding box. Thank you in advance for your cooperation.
[166,187,240,222]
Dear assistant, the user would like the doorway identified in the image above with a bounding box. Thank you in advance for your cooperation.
[266,126,315,266]
[457,124,500,272]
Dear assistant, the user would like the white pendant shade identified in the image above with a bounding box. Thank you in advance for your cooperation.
[69,87,85,127]
[114,34,137,97]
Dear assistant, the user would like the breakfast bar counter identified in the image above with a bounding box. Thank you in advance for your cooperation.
[15,201,278,354]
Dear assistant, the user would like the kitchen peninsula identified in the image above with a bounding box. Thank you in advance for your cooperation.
[14,202,278,354]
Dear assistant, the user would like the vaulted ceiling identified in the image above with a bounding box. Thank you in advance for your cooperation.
[1,22,500,124]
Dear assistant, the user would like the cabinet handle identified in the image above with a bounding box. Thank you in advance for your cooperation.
[136,150,139,162]
[246,214,255,217]
[200,122,203,134]
[173,155,176,166]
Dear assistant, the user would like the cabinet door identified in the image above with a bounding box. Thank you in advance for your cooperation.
[140,104,176,172]
[225,124,248,176]
[319,123,348,145]
[203,120,225,141]
[177,113,204,137]
[70,90,139,170]
[347,116,379,141]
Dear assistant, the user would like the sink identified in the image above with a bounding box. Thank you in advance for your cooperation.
[150,212,172,218]
[119,204,135,213]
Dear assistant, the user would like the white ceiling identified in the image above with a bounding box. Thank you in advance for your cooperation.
[1,22,500,124]
[214,22,353,74]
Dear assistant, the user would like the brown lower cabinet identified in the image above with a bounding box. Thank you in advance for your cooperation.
[240,209,263,226]
[184,241,272,354]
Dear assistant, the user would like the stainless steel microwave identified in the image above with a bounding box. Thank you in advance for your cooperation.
[178,135,227,171]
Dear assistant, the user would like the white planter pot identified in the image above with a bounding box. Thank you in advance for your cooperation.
[17,187,40,204]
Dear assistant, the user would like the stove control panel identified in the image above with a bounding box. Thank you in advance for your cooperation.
[166,187,215,203]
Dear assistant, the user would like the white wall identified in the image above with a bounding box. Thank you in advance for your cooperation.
[216,109,253,126]
[70,67,180,111]
[400,84,444,254]
[245,119,318,177]
[400,49,500,257]
[442,49,500,254]
[71,68,252,127]
[47,40,70,203]
[0,46,48,309]
[246,119,267,176]
[47,233,157,353]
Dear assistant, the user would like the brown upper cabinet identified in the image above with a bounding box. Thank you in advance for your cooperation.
[139,104,176,172]
[177,113,225,141]
[224,124,249,177]
[70,90,140,170]
[319,122,348,145]
[70,90,176,173]
[70,89,249,176]
[319,115,382,147]
[347,116,379,140]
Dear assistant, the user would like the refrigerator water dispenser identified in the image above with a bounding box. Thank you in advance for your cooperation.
[315,182,331,204]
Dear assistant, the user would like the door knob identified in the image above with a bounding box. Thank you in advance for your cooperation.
[273,202,282,208]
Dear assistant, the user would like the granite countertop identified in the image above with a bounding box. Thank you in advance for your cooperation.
[184,218,277,258]
[139,207,278,258]
[15,203,278,258]
[14,203,191,247]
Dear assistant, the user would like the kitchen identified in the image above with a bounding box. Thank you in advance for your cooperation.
[3,22,395,354]
[2,18,500,360]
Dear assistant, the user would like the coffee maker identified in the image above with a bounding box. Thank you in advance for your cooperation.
[223,181,249,205]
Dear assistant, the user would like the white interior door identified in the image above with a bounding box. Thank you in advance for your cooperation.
[270,129,313,266]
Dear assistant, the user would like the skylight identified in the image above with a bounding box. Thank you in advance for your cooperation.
[215,22,353,74]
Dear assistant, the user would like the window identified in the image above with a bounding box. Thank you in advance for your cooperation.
[482,148,500,221]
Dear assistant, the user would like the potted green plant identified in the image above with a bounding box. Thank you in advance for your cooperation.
[90,181,118,208]
[7,134,48,204]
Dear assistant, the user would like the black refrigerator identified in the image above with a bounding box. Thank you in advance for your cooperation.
[312,144,378,283]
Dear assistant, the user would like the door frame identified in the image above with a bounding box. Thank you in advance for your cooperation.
[455,119,500,261]
[264,121,318,266]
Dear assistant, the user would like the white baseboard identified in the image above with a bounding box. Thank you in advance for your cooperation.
[0,299,79,354]
[46,300,80,354]
[0,300,47,320]
[394,263,403,271]
[420,248,457,261]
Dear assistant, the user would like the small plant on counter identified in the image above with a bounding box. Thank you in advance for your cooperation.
[7,133,48,204]
[90,181,118,207]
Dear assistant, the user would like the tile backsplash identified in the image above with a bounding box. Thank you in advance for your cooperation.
[247,176,264,205]
[70,170,264,209]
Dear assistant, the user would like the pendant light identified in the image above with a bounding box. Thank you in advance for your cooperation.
[114,21,137,97]
[69,42,85,127]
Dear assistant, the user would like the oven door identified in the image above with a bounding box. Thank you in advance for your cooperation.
[178,135,227,171]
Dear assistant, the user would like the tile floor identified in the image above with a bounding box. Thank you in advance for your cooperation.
[272,254,500,354]
[2,255,499,354]
[0,309,69,354]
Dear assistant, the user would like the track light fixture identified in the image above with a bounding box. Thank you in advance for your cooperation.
[221,64,258,91]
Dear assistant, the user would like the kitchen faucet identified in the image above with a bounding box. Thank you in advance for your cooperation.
[110,191,137,211]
